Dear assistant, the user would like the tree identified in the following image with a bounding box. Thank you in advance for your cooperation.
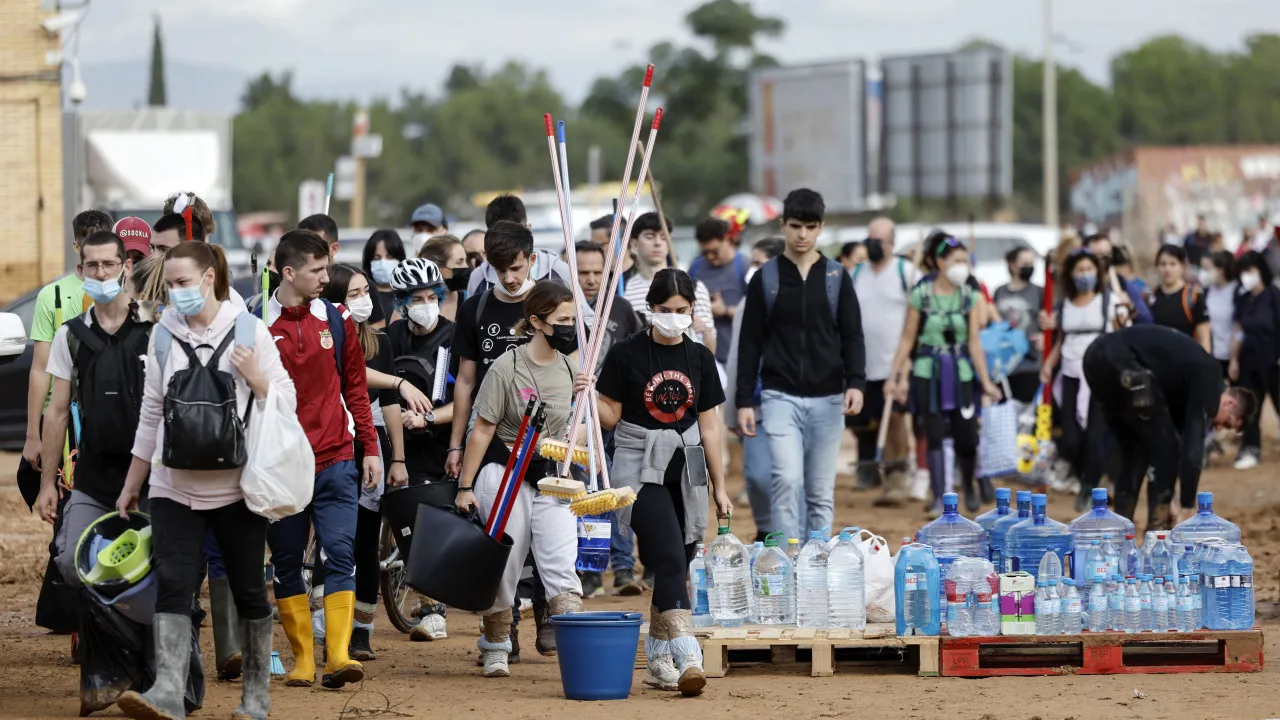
[147,14,166,107]
[1111,36,1227,145]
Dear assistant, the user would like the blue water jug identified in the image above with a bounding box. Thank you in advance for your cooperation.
[895,543,941,637]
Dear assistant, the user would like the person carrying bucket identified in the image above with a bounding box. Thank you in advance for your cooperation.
[455,279,584,679]
[113,241,293,720]
[579,268,732,696]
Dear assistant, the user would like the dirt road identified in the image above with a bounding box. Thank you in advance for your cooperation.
[2,448,1278,720]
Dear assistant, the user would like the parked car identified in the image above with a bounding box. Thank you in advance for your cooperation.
[0,290,38,451]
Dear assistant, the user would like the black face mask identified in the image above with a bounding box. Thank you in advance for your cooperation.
[446,266,472,291]
[546,323,578,354]
[1017,266,1035,282]
[866,239,886,264]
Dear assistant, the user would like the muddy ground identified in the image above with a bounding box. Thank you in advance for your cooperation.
[2,433,1279,720]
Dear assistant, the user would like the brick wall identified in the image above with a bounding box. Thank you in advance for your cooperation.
[0,0,64,304]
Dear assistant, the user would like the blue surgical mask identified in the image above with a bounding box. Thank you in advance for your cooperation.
[1073,274,1098,293]
[170,283,209,316]
[370,259,398,286]
[83,273,123,304]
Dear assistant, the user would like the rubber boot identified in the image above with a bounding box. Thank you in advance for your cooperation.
[662,609,705,697]
[275,594,316,687]
[874,462,910,507]
[978,476,995,505]
[116,612,191,720]
[209,576,243,681]
[958,455,980,513]
[643,605,678,691]
[231,616,272,720]
[321,591,364,689]
[479,610,513,678]
[532,599,556,657]
[350,600,377,661]
[926,449,946,519]
[855,463,881,490]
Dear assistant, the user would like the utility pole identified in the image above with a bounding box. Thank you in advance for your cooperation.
[352,108,368,228]
[1042,0,1059,228]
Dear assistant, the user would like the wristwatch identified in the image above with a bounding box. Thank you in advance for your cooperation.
[424,410,436,426]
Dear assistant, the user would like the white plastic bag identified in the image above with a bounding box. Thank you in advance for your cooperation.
[241,388,314,520]
[858,529,896,623]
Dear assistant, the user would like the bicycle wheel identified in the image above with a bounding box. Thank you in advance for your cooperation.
[301,528,322,599]
[379,520,420,634]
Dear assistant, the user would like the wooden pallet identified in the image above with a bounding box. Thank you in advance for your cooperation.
[940,628,1264,677]
[632,623,715,670]
[697,623,939,678]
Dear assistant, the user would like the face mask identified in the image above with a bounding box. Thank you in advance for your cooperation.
[544,323,578,354]
[1200,268,1218,287]
[1073,274,1098,293]
[866,239,886,264]
[170,281,210,316]
[495,277,534,299]
[370,259,398,286]
[650,312,693,339]
[446,266,472,292]
[1017,266,1035,282]
[745,267,758,285]
[411,232,431,248]
[1241,271,1261,291]
[347,295,374,323]
[83,272,124,304]
[406,301,440,329]
[944,264,970,287]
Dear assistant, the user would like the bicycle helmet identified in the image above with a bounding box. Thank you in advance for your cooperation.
[390,257,445,294]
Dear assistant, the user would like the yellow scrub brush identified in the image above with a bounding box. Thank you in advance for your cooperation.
[537,475,588,502]
[568,486,637,517]
[539,438,591,467]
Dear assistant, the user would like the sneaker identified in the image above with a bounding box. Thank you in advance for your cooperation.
[613,569,643,596]
[643,655,679,691]
[482,650,510,678]
[1234,452,1259,471]
[581,572,605,599]
[409,613,447,642]
[518,597,533,613]
[908,469,930,501]
[349,627,376,661]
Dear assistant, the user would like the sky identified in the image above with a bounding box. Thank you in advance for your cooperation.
[60,0,1276,113]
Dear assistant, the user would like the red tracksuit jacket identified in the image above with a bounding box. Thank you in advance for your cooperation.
[270,299,378,473]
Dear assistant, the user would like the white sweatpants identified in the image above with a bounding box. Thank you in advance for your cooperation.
[474,463,582,615]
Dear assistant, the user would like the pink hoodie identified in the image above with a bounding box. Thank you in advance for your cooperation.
[131,301,295,510]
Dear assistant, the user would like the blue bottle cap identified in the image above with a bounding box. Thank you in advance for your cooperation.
[942,493,958,511]
[1036,580,1046,587]
[1092,575,1105,583]
[809,530,824,540]
[1091,539,1100,545]
[1127,578,1137,584]
[1031,494,1047,508]
[1154,576,1164,583]
[995,487,1011,501]
[1015,490,1032,502]
[1179,576,1188,584]
[1047,578,1058,585]
[1063,578,1075,586]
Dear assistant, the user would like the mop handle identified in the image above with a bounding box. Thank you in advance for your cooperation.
[496,407,546,540]
[594,65,653,294]
[484,399,536,536]
[874,397,893,463]
[324,172,334,216]
[488,406,540,540]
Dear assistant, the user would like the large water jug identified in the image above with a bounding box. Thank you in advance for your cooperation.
[1171,492,1242,546]
[916,492,985,584]
[796,531,830,628]
[689,543,712,627]
[895,543,941,636]
[975,487,1012,536]
[828,529,866,630]
[989,490,1032,571]
[751,533,794,625]
[1007,494,1073,581]
[1067,487,1136,584]
[944,557,999,637]
[1231,544,1254,630]
[1204,543,1254,631]
[707,523,750,626]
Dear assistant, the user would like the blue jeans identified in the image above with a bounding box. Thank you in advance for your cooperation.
[761,390,845,541]
[741,420,806,537]
[268,460,360,598]
[610,521,636,571]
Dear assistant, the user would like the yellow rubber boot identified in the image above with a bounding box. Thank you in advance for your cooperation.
[276,594,316,686]
[321,590,364,689]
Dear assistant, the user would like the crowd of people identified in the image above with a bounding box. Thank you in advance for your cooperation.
[15,187,1271,715]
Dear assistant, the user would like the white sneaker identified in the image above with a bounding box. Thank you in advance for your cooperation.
[1234,453,1259,470]
[518,598,533,612]
[643,655,679,691]
[410,613,448,642]
[908,469,930,501]
[482,650,510,678]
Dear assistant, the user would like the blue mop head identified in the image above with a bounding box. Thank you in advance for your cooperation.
[270,651,286,676]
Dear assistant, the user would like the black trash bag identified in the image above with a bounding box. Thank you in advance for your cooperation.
[78,590,205,717]
[36,493,79,634]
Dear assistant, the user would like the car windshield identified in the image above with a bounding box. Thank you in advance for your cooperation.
[116,210,244,250]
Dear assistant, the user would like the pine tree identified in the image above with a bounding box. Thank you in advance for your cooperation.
[147,14,166,107]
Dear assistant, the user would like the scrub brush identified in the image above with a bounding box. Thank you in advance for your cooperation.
[569,487,637,517]
[539,438,591,467]
[537,475,588,502]
[269,651,286,676]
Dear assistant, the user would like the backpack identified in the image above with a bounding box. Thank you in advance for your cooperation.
[65,313,152,458]
[852,256,911,295]
[760,256,842,325]
[157,313,260,471]
[1144,284,1202,325]
[914,279,976,351]
[389,320,455,399]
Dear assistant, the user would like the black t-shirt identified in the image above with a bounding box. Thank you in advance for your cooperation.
[597,330,725,434]
[387,318,456,481]
[1234,285,1280,368]
[1148,285,1208,337]
[454,291,529,399]
[367,332,397,406]
[374,289,396,324]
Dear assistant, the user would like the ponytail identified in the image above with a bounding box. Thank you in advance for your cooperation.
[165,241,230,301]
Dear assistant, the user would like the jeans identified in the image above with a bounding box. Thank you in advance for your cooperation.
[150,497,270,620]
[761,390,845,541]
[610,522,636,572]
[742,421,805,536]
[269,460,360,598]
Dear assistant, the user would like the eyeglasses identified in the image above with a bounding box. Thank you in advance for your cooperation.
[83,261,122,273]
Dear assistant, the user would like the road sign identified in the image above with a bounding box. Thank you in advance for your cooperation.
[352,134,383,159]
[299,180,325,218]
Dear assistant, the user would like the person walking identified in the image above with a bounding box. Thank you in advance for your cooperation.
[688,217,748,374]
[1146,244,1210,352]
[1200,251,1239,379]
[362,229,408,324]
[621,213,716,354]
[1227,251,1280,471]
[993,246,1045,406]
[113,240,291,720]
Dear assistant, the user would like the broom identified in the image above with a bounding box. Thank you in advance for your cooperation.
[484,400,537,538]
[494,406,547,540]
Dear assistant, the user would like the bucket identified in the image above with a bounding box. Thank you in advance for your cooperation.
[381,482,457,559]
[551,611,642,701]
[405,503,512,612]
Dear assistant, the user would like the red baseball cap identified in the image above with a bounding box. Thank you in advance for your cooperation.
[113,216,153,257]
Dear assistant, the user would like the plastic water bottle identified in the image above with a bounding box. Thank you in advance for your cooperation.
[1047,579,1063,634]
[1087,575,1108,632]
[945,557,998,637]
[1176,576,1194,631]
[1108,574,1125,631]
[1217,543,1254,631]
[785,538,802,619]
[1151,576,1169,631]
[575,514,612,573]
[1189,573,1203,630]
[751,534,794,625]
[1035,581,1055,635]
[1119,534,1140,578]
[916,493,985,624]
[1068,487,1137,583]
[796,531,830,628]
[1061,579,1082,634]
[689,544,712,627]
[1083,541,1106,588]
[1202,543,1228,630]
[975,487,1012,537]
[1007,494,1073,581]
[1235,544,1255,631]
[784,538,802,566]
[707,524,750,626]
[895,543,941,636]
[1101,534,1120,579]
[1170,491,1242,546]
[827,529,866,630]
[1150,535,1172,579]
[989,490,1032,572]
[1163,577,1178,631]
[1123,578,1141,632]
[1138,575,1155,631]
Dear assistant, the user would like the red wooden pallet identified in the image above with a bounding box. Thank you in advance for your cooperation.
[940,628,1263,677]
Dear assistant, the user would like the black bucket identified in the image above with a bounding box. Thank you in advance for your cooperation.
[381,482,456,560]
[405,503,513,612]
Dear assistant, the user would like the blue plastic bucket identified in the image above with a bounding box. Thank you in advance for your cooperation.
[550,611,642,700]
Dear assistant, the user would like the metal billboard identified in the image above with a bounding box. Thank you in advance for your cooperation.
[880,48,1013,201]
[748,60,867,213]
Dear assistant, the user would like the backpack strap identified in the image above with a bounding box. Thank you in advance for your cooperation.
[897,257,909,294]
[66,316,104,362]
[477,290,491,326]
[1100,289,1112,333]
[1181,285,1201,325]
[320,299,346,382]
[761,258,780,319]
[154,324,173,374]
[852,262,863,283]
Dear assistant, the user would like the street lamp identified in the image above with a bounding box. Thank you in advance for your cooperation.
[1043,0,1058,228]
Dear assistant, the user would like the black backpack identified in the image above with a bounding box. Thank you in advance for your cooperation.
[390,320,455,398]
[162,325,253,471]
[65,314,152,458]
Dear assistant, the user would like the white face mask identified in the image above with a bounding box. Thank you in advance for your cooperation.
[411,232,431,249]
[1240,271,1261,292]
[346,295,374,323]
[407,301,440,329]
[650,312,693,339]
[944,263,971,287]
[495,277,534,299]
[1200,268,1218,287]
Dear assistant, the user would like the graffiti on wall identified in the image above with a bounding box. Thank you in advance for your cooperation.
[1163,152,1280,248]
[1070,162,1137,225]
